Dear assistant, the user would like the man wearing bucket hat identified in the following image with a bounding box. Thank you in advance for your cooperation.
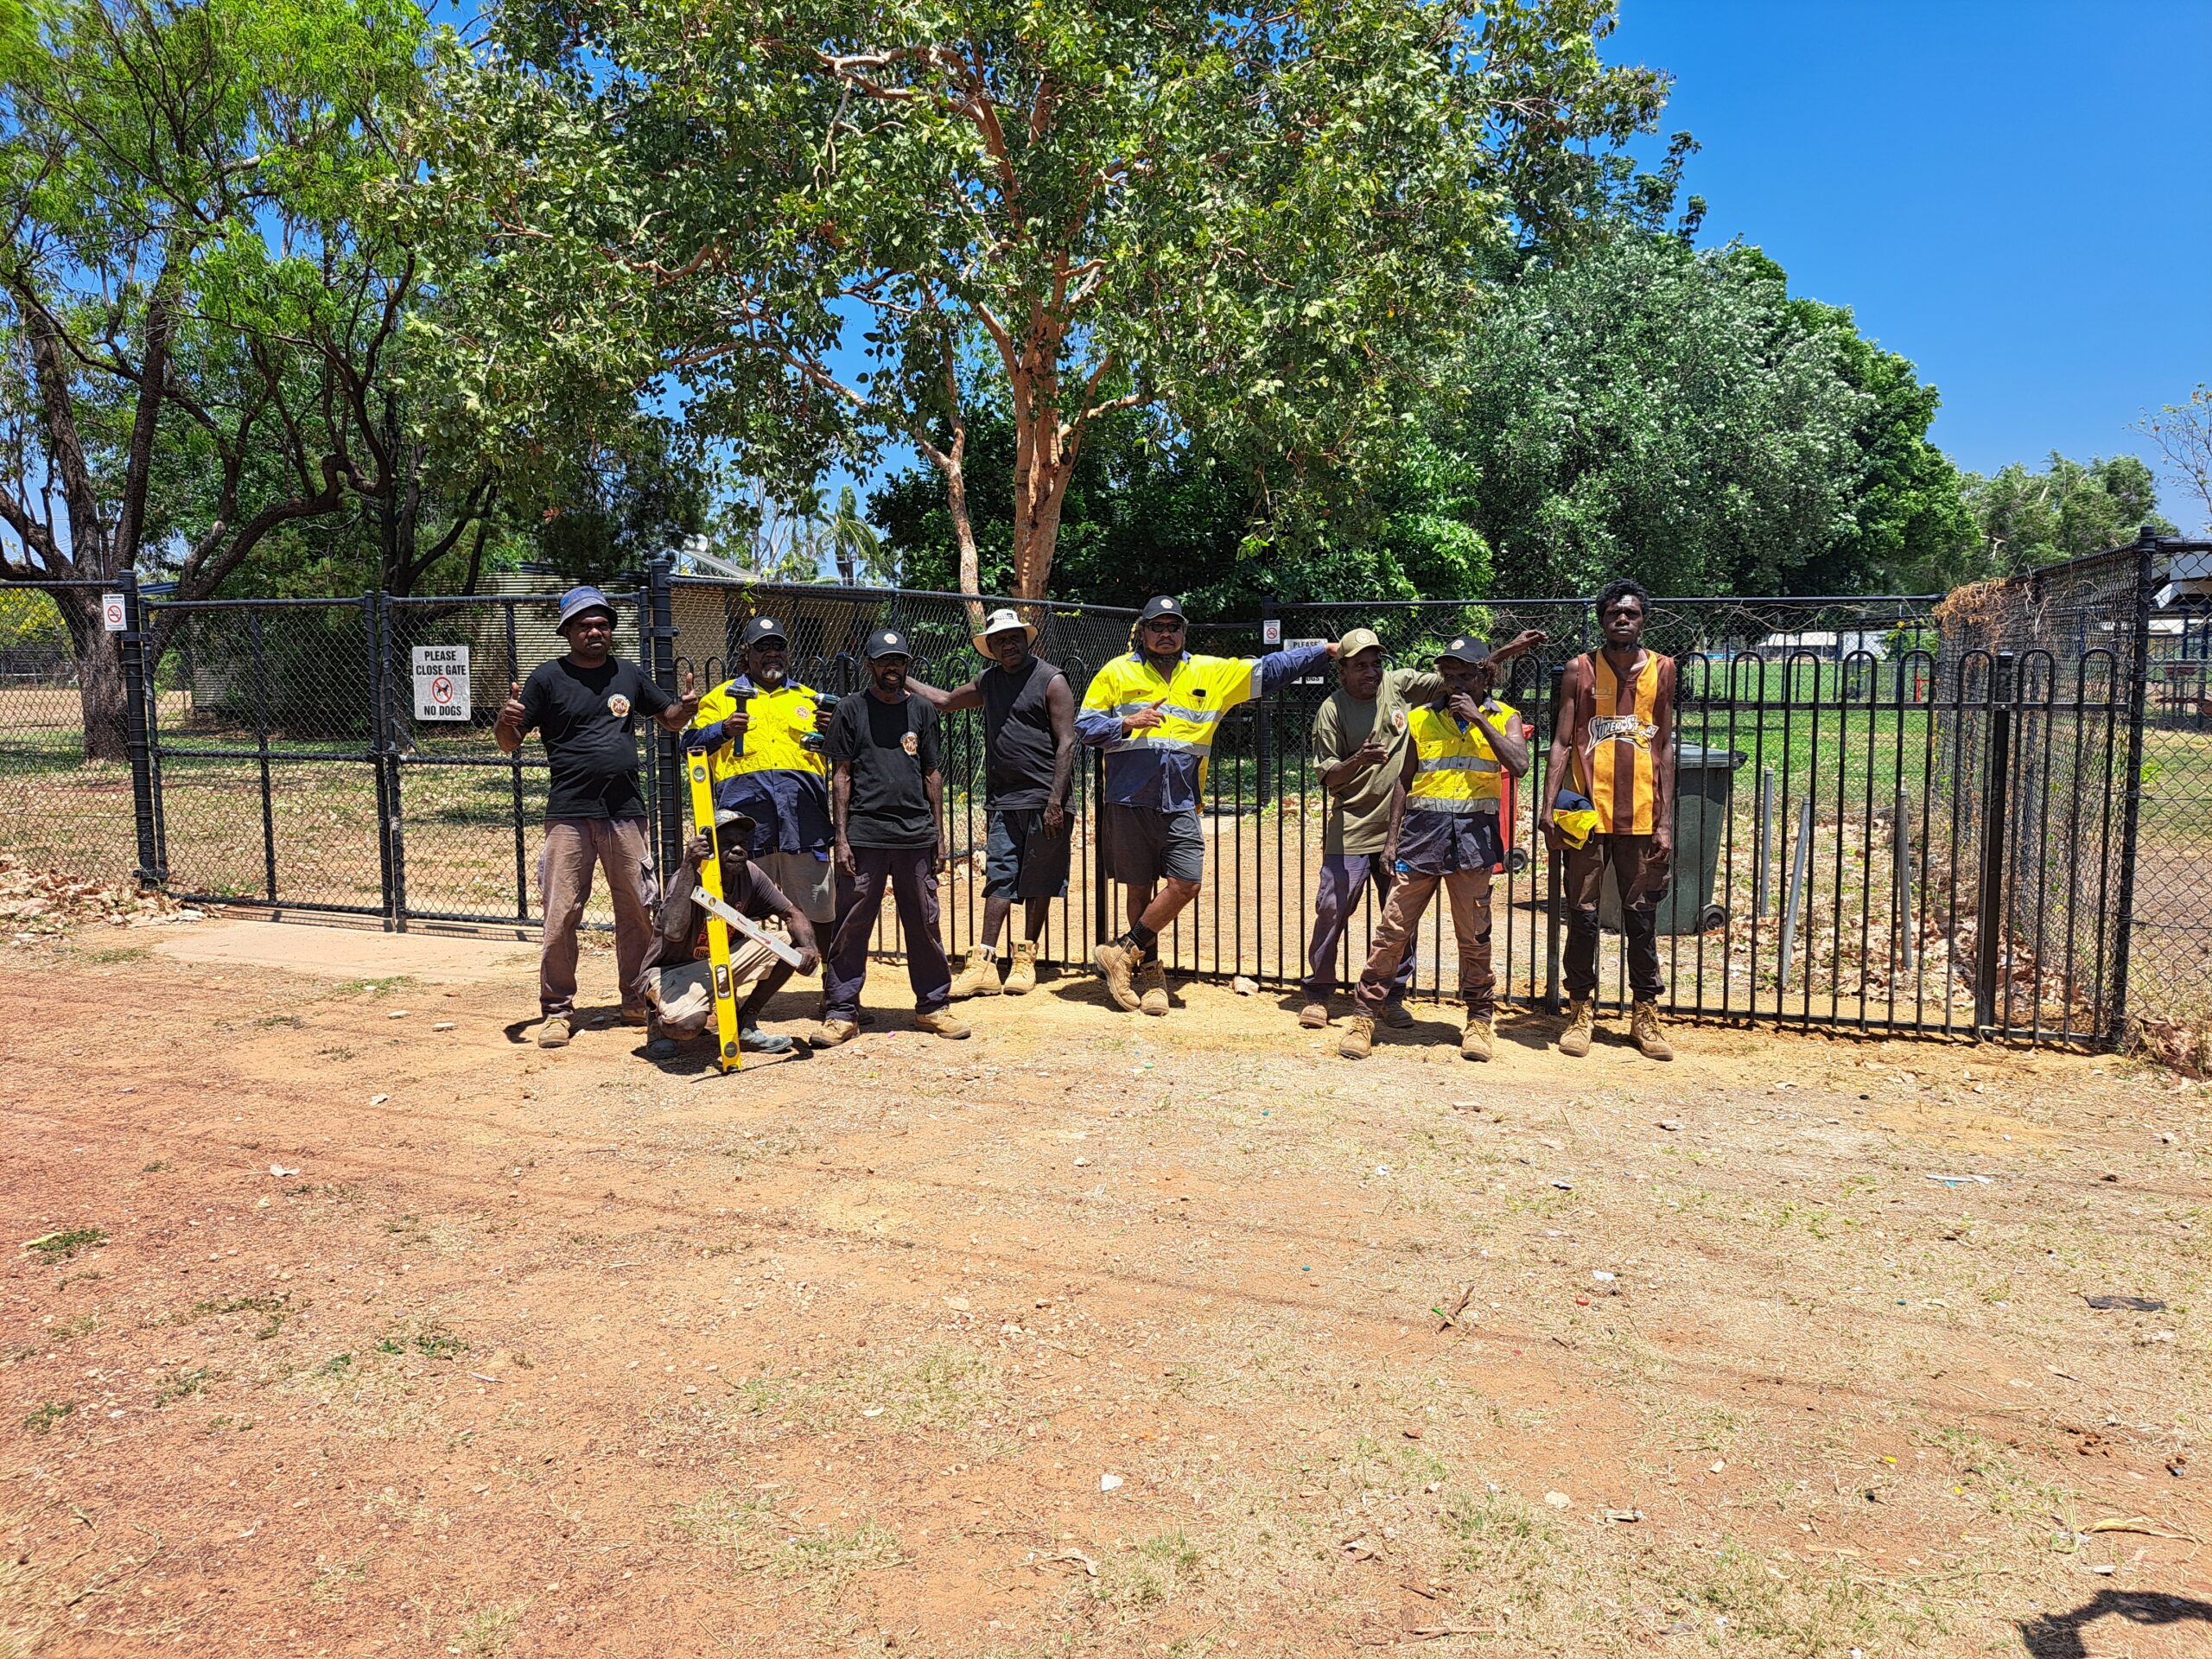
[1077,595,1337,1016]
[1338,634,1529,1062]
[814,626,969,1044]
[1537,576,1677,1061]
[1303,624,1546,1030]
[687,614,840,934]
[906,607,1076,997]
[495,585,701,1048]
[645,808,822,1054]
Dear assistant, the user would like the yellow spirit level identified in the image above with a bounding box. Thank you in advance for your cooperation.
[685,747,742,1073]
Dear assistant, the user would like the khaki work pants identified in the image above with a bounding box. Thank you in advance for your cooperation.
[538,817,658,1016]
[1353,868,1496,1019]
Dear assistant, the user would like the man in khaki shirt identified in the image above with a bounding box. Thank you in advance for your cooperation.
[1301,625,1543,1027]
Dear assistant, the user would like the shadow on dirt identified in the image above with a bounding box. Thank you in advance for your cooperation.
[2018,1591,2212,1658]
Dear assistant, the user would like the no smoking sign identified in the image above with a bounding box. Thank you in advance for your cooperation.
[411,644,471,721]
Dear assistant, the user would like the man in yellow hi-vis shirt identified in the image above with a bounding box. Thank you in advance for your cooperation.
[688,616,838,931]
[1078,594,1336,1016]
[1338,635,1529,1063]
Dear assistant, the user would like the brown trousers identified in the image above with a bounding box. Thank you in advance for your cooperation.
[1562,832,1667,1001]
[1354,869,1496,1018]
[538,817,658,1016]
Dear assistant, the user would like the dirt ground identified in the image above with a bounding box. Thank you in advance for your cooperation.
[2,918,2206,1658]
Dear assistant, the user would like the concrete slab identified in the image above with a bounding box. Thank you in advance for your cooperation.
[154,918,538,984]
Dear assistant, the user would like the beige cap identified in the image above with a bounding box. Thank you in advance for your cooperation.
[973,607,1039,658]
[1338,627,1383,659]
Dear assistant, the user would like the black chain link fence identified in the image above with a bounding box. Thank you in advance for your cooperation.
[3,538,2202,1048]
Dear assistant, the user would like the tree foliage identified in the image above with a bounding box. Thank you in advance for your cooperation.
[1957,453,2172,577]
[419,0,1668,601]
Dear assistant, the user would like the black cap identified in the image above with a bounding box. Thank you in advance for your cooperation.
[1436,635,1491,665]
[862,626,912,662]
[740,616,788,650]
[1139,594,1186,623]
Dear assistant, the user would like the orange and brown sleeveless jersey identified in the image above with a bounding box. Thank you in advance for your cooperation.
[1566,650,1675,836]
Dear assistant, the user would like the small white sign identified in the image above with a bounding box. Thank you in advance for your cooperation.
[100,593,126,632]
[412,643,471,721]
[1261,618,1282,645]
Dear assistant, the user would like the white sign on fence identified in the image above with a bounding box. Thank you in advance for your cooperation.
[100,593,127,632]
[1261,618,1282,645]
[412,644,471,721]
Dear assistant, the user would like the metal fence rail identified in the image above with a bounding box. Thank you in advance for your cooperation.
[3,532,2205,1048]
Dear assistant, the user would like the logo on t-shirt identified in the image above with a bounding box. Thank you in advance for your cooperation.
[900,730,919,756]
[1591,714,1654,746]
[607,694,632,720]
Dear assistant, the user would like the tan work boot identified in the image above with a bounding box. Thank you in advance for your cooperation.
[1378,1000,1415,1030]
[1460,1015,1494,1062]
[1298,1001,1330,1029]
[1092,940,1141,1011]
[536,1013,571,1049]
[1138,959,1169,1016]
[948,945,1001,1000]
[915,1008,971,1039]
[1003,940,1039,995]
[620,1002,652,1028]
[1338,1014,1376,1059]
[1631,1000,1674,1061]
[809,1018,859,1049]
[1558,998,1594,1058]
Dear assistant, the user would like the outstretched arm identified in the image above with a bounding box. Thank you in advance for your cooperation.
[903,674,985,714]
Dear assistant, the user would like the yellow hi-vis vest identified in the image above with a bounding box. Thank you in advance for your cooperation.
[1405,697,1518,813]
[690,680,827,786]
[1080,651,1262,790]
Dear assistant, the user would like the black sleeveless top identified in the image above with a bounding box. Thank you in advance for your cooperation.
[980,656,1063,809]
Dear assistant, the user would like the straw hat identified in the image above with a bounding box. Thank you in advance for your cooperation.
[972,607,1039,658]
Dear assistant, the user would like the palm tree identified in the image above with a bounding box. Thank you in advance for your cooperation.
[825,486,889,587]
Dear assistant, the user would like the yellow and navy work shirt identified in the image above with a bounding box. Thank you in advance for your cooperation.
[1567,650,1674,836]
[688,677,835,855]
[1077,644,1332,810]
[1395,696,1518,874]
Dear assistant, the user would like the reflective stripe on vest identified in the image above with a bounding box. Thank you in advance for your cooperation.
[1405,700,1516,809]
[695,682,827,783]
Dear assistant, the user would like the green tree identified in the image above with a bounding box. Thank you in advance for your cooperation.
[0,0,442,756]
[421,0,1666,604]
[1446,235,1897,596]
[879,405,1489,613]
[1958,453,2172,575]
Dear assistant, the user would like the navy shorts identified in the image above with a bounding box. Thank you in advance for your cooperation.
[1101,804,1205,887]
[984,808,1071,899]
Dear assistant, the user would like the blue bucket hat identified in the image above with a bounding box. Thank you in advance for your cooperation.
[556,585,615,632]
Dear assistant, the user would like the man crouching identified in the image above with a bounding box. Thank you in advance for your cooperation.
[646,810,821,1057]
[1339,635,1529,1062]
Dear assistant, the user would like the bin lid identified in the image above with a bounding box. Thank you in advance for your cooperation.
[1675,743,1746,770]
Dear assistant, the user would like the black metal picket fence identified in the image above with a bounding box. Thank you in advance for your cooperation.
[3,531,2208,1047]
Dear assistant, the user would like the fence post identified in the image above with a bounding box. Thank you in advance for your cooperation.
[118,574,161,887]
[1255,599,1277,809]
[1091,749,1111,948]
[1974,651,2016,1033]
[365,591,398,931]
[647,557,685,878]
[2107,532,2159,1040]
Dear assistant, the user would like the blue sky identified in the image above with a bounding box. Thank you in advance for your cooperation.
[1611,0,2211,481]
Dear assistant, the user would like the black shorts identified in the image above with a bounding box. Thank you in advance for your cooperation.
[984,807,1071,899]
[1101,804,1205,887]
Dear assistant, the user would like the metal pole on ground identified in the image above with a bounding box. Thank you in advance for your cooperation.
[1894,785,1916,972]
[1777,797,1813,992]
[1755,766,1774,913]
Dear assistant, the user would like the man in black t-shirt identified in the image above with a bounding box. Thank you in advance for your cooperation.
[494,585,700,1048]
[907,606,1075,1000]
[814,627,969,1045]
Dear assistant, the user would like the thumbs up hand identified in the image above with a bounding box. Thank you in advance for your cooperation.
[499,680,526,728]
[674,665,702,721]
